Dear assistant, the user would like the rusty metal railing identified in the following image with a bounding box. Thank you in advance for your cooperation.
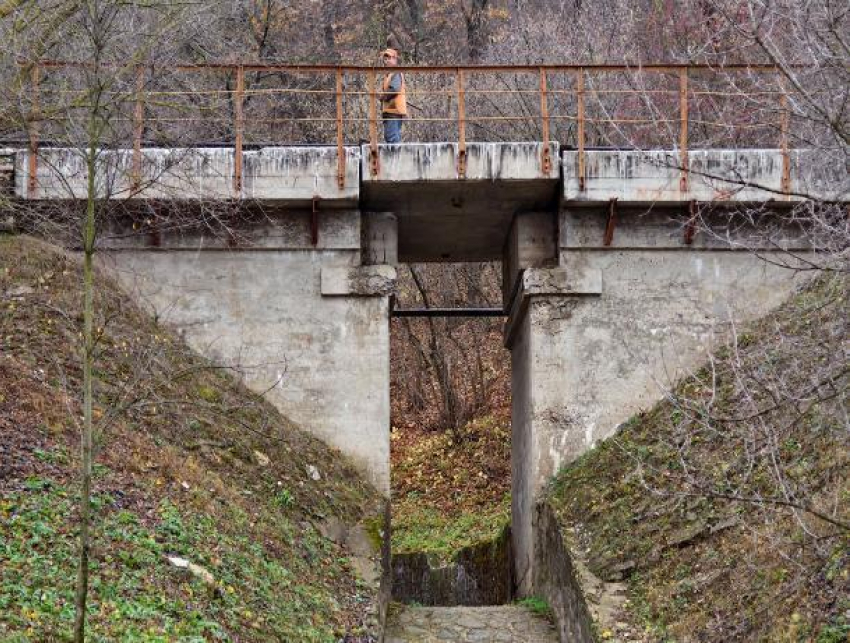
[16,62,800,198]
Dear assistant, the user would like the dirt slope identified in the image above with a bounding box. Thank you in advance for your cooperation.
[0,234,382,642]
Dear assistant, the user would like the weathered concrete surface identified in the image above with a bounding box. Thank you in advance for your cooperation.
[563,149,825,203]
[103,211,393,494]
[384,606,558,643]
[14,146,360,204]
[362,143,559,261]
[508,251,809,591]
[559,206,814,251]
[321,265,397,296]
[362,212,399,266]
[99,208,362,251]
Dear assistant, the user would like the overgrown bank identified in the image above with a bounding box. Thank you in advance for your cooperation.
[548,275,849,642]
[1,235,381,641]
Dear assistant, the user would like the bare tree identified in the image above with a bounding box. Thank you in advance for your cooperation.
[0,2,238,639]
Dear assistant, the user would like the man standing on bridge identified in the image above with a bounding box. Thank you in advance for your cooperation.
[379,43,406,143]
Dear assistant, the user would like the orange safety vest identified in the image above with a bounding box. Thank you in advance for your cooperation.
[381,72,407,116]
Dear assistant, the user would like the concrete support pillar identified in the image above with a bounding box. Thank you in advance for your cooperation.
[362,212,398,266]
[505,268,602,595]
[502,211,557,303]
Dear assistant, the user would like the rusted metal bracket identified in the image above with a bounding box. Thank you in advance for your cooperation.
[684,200,698,245]
[368,72,380,178]
[539,68,551,176]
[457,69,467,179]
[227,226,239,249]
[147,206,162,247]
[679,68,689,194]
[233,66,245,197]
[603,198,618,246]
[577,69,586,192]
[779,85,791,198]
[131,64,145,195]
[27,64,40,199]
[335,68,346,191]
[311,196,320,247]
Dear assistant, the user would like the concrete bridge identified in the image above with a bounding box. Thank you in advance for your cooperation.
[0,139,834,595]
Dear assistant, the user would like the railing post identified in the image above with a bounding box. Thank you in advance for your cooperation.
[457,68,467,178]
[131,64,145,195]
[233,65,244,197]
[28,64,40,199]
[368,71,379,177]
[679,67,689,193]
[539,67,551,176]
[779,80,791,198]
[336,68,346,190]
[577,68,586,192]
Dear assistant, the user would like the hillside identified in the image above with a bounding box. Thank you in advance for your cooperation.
[548,275,849,642]
[0,235,382,642]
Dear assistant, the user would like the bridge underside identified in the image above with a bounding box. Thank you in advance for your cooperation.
[2,142,833,597]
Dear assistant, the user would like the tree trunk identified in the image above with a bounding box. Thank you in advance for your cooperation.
[73,69,101,640]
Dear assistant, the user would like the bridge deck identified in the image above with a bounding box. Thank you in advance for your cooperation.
[3,144,830,261]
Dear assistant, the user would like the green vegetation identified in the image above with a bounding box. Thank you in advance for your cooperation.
[516,596,554,621]
[0,236,380,641]
[548,275,849,641]
[391,415,511,561]
[1,483,347,641]
[392,498,510,560]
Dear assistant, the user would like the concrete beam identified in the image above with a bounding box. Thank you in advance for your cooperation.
[559,206,815,252]
[563,149,827,204]
[361,143,560,261]
[98,209,362,251]
[14,146,361,205]
[362,142,559,182]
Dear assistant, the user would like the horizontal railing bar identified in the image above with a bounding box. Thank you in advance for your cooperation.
[31,60,790,73]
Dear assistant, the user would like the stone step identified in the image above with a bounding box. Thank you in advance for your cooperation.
[384,605,559,643]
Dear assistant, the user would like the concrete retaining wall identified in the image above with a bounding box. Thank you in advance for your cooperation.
[508,241,810,594]
[391,526,514,606]
[533,502,594,643]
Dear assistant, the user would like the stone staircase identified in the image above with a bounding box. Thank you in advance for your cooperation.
[384,605,559,643]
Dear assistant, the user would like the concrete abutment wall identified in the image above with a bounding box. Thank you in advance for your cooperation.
[105,209,397,495]
[504,203,813,598]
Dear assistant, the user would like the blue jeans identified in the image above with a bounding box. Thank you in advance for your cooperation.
[383,116,403,143]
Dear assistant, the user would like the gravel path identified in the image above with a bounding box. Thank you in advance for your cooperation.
[384,605,559,643]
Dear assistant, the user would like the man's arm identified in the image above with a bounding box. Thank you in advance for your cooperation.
[380,72,402,102]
